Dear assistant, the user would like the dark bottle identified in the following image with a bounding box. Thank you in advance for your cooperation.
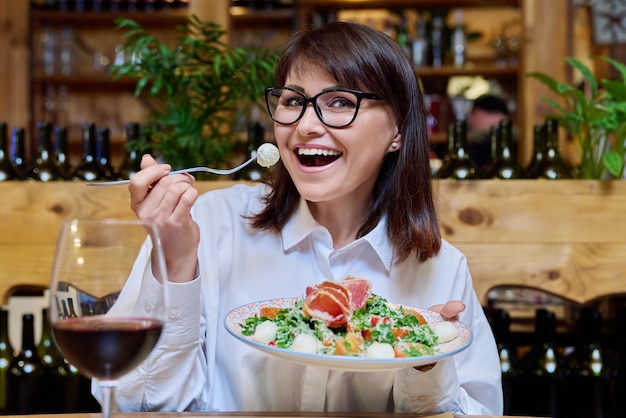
[395,17,411,59]
[28,121,63,181]
[429,14,444,67]
[531,118,572,179]
[9,127,28,180]
[117,122,142,180]
[7,313,46,414]
[519,309,566,417]
[611,308,626,417]
[564,307,610,418]
[234,121,268,182]
[96,126,115,180]
[433,123,456,179]
[483,119,524,179]
[38,308,76,412]
[479,125,500,177]
[525,124,547,178]
[442,120,477,179]
[0,308,15,414]
[491,309,521,415]
[53,126,73,180]
[0,122,17,181]
[73,122,104,181]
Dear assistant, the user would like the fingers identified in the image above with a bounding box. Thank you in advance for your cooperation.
[129,155,172,205]
[429,300,466,321]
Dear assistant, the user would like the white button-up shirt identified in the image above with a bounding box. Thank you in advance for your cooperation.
[112,183,502,415]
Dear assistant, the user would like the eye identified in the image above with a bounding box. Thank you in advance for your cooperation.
[281,92,305,108]
[320,92,357,110]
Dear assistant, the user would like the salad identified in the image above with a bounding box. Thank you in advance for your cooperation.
[240,293,444,358]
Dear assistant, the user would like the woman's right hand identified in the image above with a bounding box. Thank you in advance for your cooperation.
[129,154,200,283]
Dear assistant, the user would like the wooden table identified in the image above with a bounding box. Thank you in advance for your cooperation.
[6,412,539,418]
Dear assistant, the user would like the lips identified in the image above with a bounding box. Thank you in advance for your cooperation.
[296,147,342,167]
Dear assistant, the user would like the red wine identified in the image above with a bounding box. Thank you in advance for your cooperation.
[52,317,163,380]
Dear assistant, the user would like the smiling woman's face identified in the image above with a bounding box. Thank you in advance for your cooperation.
[274,65,400,206]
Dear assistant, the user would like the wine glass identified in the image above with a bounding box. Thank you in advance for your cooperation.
[48,219,168,418]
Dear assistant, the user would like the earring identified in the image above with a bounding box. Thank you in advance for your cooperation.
[391,142,399,150]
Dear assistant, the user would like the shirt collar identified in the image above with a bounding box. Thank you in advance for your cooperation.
[281,198,394,271]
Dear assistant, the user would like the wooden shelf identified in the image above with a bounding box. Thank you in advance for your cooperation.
[230,6,294,24]
[295,0,519,9]
[415,64,518,78]
[30,9,189,27]
[32,73,137,89]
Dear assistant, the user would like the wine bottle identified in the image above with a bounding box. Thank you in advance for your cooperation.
[611,308,626,417]
[96,126,115,180]
[519,309,566,417]
[53,126,73,180]
[0,122,17,181]
[525,124,547,178]
[564,307,610,418]
[73,122,104,181]
[491,308,521,415]
[433,123,455,179]
[483,119,524,179]
[0,308,15,414]
[429,15,444,67]
[443,120,478,179]
[450,9,466,68]
[117,122,142,180]
[28,121,63,181]
[7,313,46,414]
[531,118,572,179]
[9,127,28,180]
[38,308,76,412]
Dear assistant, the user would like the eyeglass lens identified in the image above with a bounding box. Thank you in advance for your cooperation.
[267,88,362,128]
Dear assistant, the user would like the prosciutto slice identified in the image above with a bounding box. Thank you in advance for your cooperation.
[302,277,372,328]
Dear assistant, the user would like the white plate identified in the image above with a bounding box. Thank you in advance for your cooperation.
[224,297,473,372]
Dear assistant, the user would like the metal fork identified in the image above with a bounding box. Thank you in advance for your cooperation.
[86,153,256,186]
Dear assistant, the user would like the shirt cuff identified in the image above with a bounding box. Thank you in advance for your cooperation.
[393,358,460,413]
[133,265,203,347]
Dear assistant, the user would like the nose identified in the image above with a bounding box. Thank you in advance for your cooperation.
[295,103,325,135]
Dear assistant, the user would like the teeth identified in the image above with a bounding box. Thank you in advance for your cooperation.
[297,148,341,156]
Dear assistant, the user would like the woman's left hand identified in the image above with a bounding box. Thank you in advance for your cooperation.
[428,300,465,321]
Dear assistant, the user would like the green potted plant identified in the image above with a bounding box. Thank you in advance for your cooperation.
[527,56,626,179]
[112,15,276,172]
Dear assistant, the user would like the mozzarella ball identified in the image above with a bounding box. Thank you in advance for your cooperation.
[256,143,280,168]
[365,342,395,359]
[433,321,458,343]
[291,333,320,354]
[251,320,278,344]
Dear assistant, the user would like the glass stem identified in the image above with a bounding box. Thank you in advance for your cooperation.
[100,381,118,418]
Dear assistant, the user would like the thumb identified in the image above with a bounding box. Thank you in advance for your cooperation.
[429,300,465,321]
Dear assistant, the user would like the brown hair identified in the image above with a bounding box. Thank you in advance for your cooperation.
[250,21,441,263]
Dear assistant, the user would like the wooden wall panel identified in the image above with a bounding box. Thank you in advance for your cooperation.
[0,2,30,133]
[3,180,626,306]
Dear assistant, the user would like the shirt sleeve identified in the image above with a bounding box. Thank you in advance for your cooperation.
[391,251,503,415]
[107,255,208,412]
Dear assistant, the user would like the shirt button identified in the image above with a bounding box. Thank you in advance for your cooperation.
[143,301,153,314]
[418,395,429,403]
[168,310,180,320]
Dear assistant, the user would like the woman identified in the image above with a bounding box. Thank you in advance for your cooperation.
[114,21,502,414]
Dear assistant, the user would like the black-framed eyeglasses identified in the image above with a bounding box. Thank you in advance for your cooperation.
[265,87,384,129]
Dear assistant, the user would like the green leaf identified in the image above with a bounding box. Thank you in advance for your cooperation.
[567,57,598,98]
[602,80,626,101]
[603,151,623,177]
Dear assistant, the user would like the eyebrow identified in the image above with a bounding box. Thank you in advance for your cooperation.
[283,85,356,96]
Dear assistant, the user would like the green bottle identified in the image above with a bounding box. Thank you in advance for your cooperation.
[0,308,15,414]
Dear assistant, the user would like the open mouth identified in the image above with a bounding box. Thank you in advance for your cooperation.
[296,148,342,167]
